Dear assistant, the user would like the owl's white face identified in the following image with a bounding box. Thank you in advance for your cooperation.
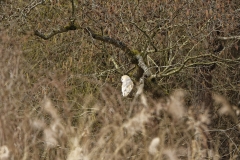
[121,75,134,97]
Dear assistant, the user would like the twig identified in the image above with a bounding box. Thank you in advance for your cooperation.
[71,0,75,19]
[131,22,158,52]
[218,36,240,40]
[21,0,45,18]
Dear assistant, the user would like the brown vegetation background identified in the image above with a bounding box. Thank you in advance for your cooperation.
[0,0,240,159]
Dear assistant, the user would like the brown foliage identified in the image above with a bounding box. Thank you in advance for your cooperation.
[1,0,240,159]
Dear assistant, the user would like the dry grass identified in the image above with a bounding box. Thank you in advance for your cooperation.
[1,18,240,160]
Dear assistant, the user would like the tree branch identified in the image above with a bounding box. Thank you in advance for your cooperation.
[71,0,75,19]
[131,22,158,52]
[70,0,76,26]
[85,27,152,77]
[161,55,214,77]
[159,53,240,77]
[35,0,154,80]
[85,27,132,55]
[35,25,152,78]
[217,36,240,40]
[21,0,45,19]
[34,24,79,40]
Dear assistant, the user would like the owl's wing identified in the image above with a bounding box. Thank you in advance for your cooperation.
[122,81,134,97]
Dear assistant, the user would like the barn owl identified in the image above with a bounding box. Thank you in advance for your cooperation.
[121,75,134,97]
